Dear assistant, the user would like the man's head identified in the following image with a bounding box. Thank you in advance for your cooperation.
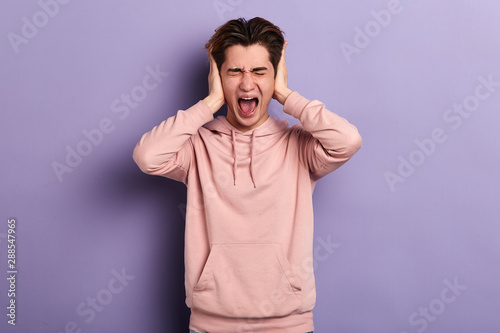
[205,17,285,131]
[205,17,285,77]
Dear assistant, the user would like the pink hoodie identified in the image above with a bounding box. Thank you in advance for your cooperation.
[133,91,362,333]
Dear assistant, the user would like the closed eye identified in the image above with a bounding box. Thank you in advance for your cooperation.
[227,67,268,76]
[251,67,267,76]
[228,68,243,76]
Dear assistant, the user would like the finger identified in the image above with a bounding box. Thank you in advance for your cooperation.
[279,41,288,67]
[209,54,214,68]
[282,40,288,57]
[210,55,220,76]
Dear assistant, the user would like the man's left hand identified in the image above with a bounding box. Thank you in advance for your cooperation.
[273,40,293,105]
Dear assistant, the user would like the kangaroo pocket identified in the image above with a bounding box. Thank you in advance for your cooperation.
[192,243,303,318]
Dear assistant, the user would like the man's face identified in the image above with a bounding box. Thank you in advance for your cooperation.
[220,44,275,132]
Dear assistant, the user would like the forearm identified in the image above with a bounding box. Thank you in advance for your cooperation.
[284,91,362,160]
[133,100,213,176]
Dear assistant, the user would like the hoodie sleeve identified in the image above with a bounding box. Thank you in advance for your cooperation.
[132,100,214,183]
[283,91,362,180]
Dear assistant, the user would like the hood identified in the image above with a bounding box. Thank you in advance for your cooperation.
[203,115,290,188]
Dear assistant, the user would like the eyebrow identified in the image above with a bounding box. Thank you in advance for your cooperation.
[251,67,268,72]
[227,67,268,73]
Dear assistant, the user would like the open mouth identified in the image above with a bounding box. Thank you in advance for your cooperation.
[238,97,259,118]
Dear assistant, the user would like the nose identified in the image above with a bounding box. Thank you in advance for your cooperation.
[239,71,256,91]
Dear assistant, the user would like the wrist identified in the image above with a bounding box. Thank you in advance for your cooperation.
[203,95,224,114]
[275,88,293,105]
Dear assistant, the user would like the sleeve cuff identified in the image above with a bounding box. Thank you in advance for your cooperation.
[185,100,215,129]
[283,91,311,119]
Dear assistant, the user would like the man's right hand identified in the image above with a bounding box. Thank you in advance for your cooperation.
[203,55,225,114]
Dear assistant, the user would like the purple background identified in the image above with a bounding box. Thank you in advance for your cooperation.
[1,0,499,332]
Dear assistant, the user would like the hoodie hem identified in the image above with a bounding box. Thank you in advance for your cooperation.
[190,308,314,333]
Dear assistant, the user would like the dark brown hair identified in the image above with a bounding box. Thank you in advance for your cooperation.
[205,17,285,77]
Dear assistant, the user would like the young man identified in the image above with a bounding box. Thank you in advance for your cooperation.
[133,17,361,333]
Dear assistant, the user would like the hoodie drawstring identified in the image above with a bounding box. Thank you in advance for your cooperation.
[231,129,237,186]
[249,130,256,188]
[230,129,256,188]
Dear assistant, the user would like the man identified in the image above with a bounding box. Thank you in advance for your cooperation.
[133,17,362,333]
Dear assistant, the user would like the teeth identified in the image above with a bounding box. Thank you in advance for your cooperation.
[240,97,255,100]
